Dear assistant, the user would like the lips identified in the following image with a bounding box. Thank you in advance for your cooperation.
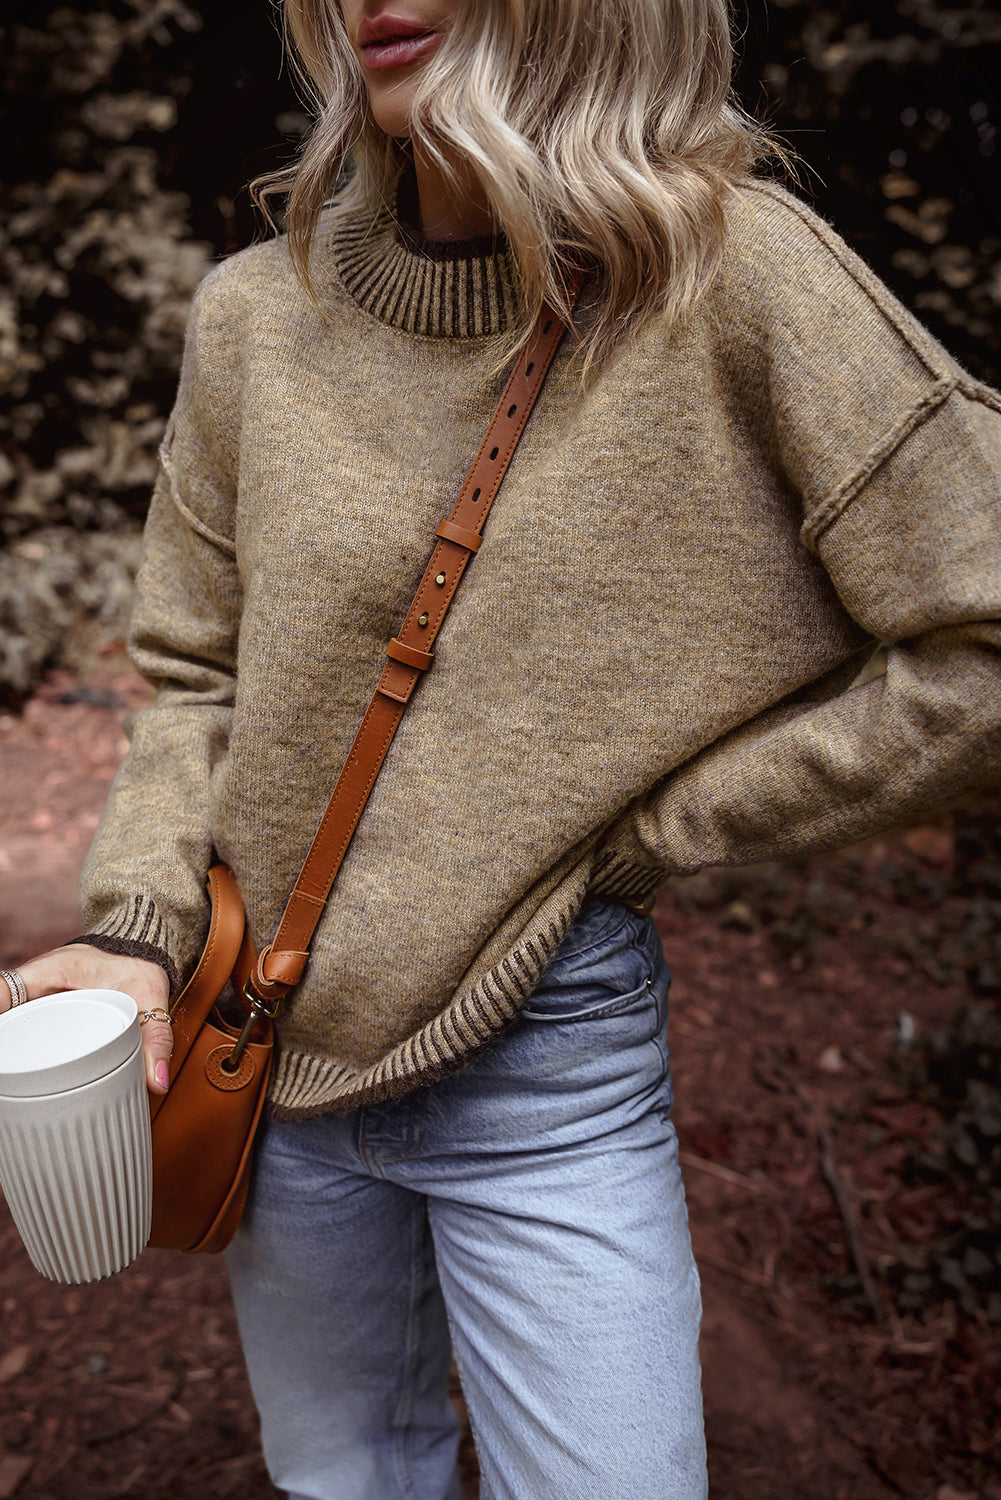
[358,13,441,70]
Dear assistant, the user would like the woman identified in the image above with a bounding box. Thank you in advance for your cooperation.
[6,0,1000,1496]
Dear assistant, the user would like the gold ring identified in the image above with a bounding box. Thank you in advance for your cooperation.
[1,968,29,1008]
[138,1008,174,1027]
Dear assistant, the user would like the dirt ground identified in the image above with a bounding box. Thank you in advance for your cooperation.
[0,647,997,1500]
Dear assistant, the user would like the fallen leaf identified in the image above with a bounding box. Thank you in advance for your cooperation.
[0,1346,31,1384]
[0,1455,33,1499]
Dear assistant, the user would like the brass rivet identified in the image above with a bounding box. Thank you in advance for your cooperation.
[435,572,446,587]
[418,612,429,627]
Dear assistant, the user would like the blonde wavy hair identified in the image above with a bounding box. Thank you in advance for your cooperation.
[256,0,777,366]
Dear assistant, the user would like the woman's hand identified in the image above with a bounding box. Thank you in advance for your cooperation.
[1,946,173,1095]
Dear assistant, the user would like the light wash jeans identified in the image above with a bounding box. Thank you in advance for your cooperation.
[226,900,706,1500]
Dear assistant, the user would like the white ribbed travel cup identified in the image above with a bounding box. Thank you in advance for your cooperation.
[0,989,152,1284]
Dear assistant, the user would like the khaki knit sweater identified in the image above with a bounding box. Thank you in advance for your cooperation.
[80,179,1001,1118]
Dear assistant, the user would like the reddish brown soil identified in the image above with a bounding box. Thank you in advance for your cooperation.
[0,649,997,1500]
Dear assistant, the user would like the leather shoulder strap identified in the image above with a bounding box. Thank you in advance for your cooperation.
[248,280,582,1004]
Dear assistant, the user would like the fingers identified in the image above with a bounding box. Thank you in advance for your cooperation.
[2,945,174,1093]
[138,1015,175,1096]
[13,946,167,1005]
[0,968,28,1011]
[2,951,72,1011]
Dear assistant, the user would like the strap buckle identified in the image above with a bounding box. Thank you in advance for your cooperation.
[222,983,283,1072]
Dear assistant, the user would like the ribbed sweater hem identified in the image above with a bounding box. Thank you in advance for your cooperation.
[267,854,663,1117]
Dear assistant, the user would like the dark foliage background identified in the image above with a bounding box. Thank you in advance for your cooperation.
[738,0,1000,382]
[1,1,299,695]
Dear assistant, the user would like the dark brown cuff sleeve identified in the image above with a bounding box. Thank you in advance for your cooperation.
[67,934,180,997]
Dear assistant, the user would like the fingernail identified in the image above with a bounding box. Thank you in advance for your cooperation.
[154,1061,169,1090]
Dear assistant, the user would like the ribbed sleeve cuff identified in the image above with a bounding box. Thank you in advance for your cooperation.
[587,845,666,904]
[74,893,181,995]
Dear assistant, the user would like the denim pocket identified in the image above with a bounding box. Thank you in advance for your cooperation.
[521,902,657,1024]
[522,973,654,1023]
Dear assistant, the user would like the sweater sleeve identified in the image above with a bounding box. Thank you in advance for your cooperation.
[78,273,242,984]
[595,382,1001,883]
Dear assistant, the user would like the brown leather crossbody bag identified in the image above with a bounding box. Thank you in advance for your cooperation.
[147,286,581,1253]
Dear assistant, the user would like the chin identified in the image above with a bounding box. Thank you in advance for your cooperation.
[378,118,414,139]
[368,87,419,141]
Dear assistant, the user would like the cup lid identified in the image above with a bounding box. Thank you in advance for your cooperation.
[0,990,141,1097]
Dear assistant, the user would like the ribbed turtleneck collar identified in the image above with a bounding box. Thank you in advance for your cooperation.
[327,169,518,339]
